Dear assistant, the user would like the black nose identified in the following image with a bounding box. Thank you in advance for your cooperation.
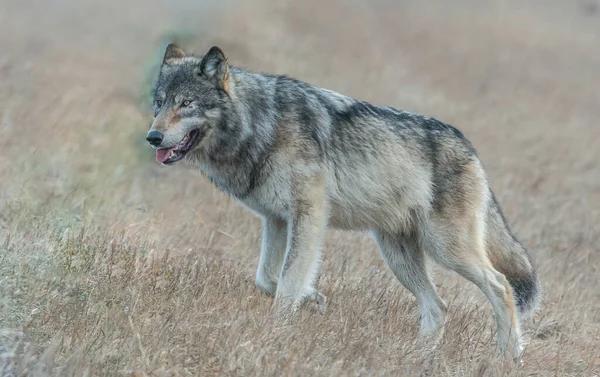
[146,130,163,146]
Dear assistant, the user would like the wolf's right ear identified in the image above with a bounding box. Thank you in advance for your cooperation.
[162,43,186,65]
[199,46,230,93]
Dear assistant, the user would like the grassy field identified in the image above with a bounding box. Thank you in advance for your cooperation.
[1,0,599,375]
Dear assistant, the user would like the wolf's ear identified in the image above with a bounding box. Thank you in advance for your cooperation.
[162,43,186,65]
[199,46,230,91]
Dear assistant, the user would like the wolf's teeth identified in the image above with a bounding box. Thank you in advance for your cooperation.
[169,150,175,158]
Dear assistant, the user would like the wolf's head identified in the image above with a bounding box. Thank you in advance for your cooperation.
[147,44,231,165]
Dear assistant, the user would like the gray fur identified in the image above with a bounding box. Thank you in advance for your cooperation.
[147,44,541,359]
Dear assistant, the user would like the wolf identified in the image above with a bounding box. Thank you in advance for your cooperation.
[146,43,540,358]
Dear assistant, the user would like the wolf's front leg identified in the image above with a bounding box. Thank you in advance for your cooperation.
[255,216,287,295]
[275,176,327,312]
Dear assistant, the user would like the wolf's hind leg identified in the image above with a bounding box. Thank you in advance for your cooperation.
[422,218,523,359]
[439,256,523,358]
[373,230,447,335]
[255,216,287,295]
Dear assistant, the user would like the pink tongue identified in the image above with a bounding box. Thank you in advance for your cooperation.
[156,147,176,163]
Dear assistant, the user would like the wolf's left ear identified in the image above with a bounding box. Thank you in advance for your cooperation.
[199,46,230,92]
[163,43,186,65]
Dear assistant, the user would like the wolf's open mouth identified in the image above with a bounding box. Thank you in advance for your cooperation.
[156,129,203,165]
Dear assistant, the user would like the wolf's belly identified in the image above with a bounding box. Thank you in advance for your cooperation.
[327,195,419,232]
[325,166,432,232]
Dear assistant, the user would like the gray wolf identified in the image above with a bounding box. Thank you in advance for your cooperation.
[146,43,541,359]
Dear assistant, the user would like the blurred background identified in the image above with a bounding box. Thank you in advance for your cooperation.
[1,0,599,375]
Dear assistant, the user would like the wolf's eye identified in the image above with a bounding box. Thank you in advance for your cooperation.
[182,100,192,107]
[156,100,163,108]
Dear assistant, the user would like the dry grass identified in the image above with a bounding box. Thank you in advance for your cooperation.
[1,0,600,375]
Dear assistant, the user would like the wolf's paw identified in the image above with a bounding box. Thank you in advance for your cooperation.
[272,297,297,323]
[255,276,277,296]
[499,335,525,361]
[416,326,444,355]
[302,291,327,314]
[506,339,525,362]
[272,290,327,321]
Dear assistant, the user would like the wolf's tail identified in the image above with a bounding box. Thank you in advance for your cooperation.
[485,193,541,319]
